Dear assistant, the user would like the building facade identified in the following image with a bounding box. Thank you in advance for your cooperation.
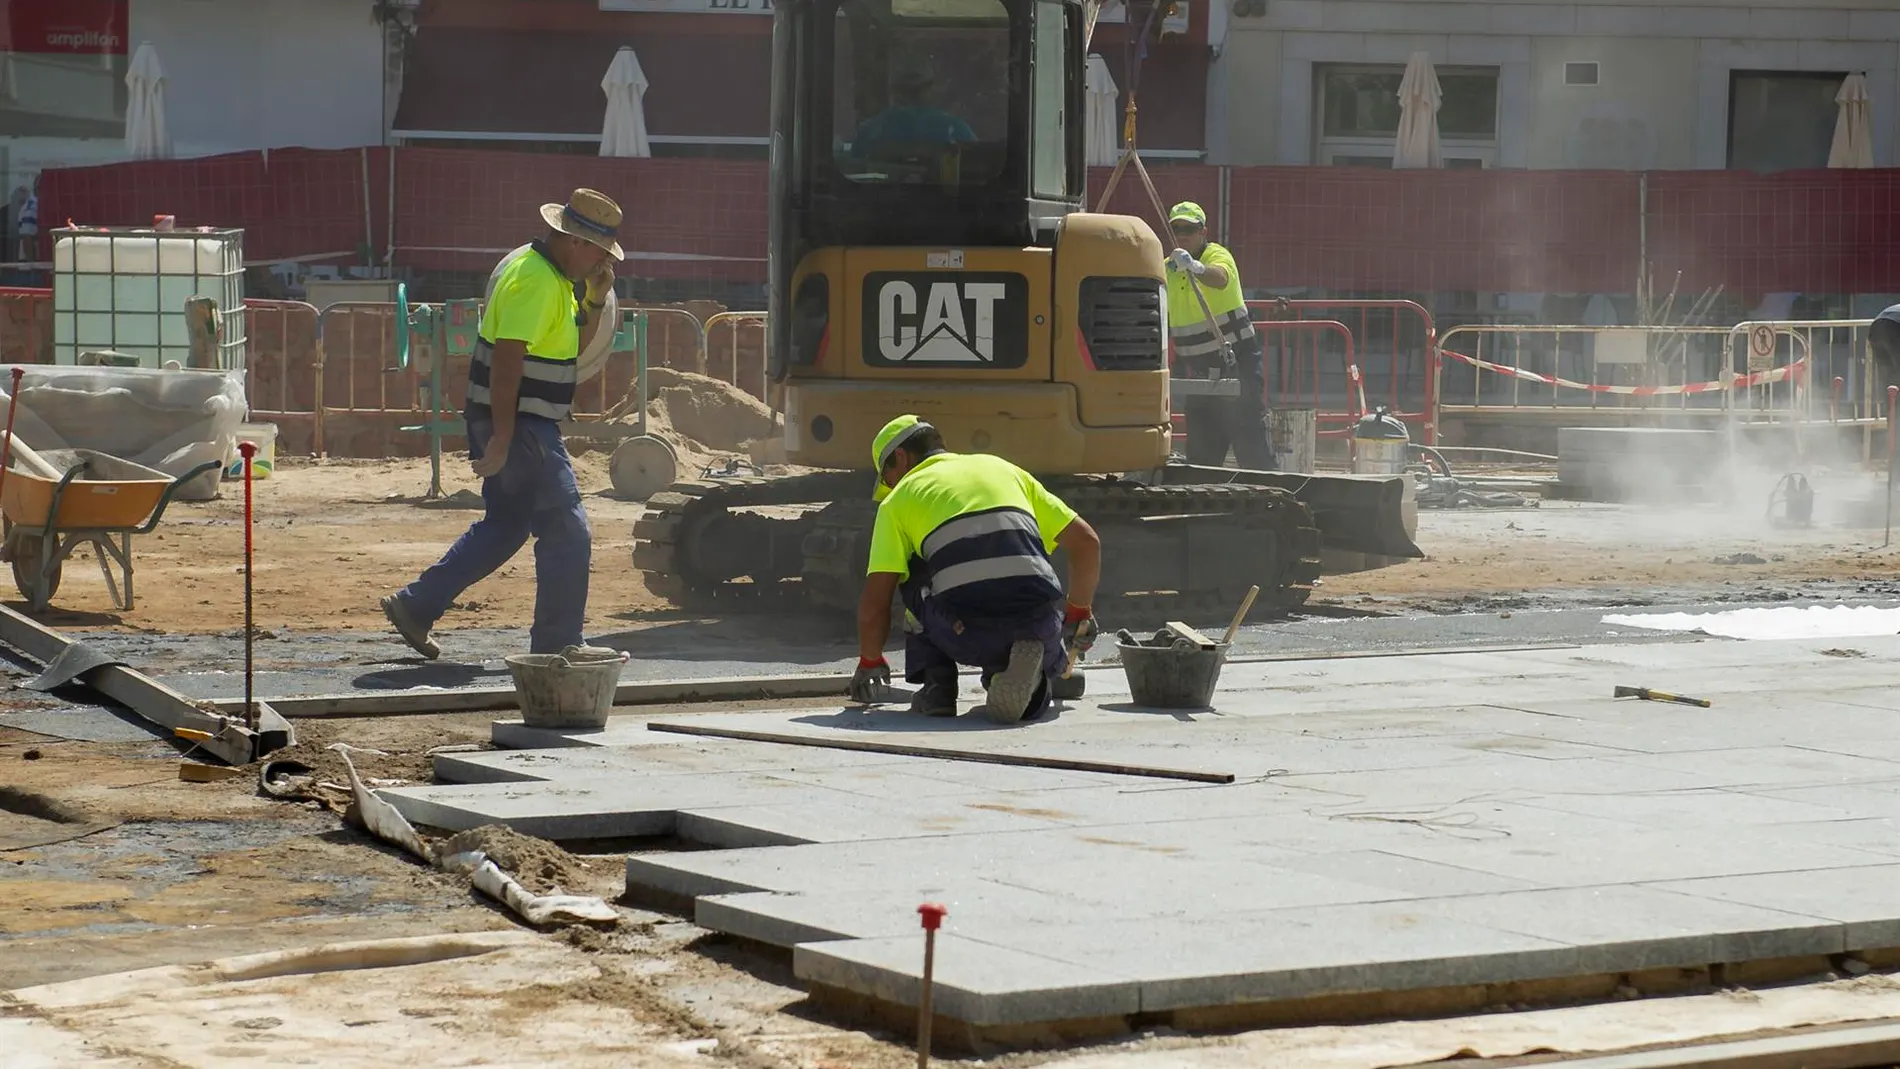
[0,0,390,194]
[1209,0,1900,170]
[389,0,1212,158]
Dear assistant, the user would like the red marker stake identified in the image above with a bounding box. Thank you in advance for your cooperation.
[916,902,947,1069]
[239,440,257,732]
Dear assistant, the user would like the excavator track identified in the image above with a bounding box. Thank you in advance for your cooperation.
[634,471,1322,625]
[630,470,868,610]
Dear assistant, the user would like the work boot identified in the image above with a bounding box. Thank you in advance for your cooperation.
[1050,672,1086,701]
[380,594,440,661]
[909,668,959,717]
[983,640,1046,724]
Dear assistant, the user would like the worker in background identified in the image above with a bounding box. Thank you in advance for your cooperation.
[1165,201,1275,471]
[848,415,1102,723]
[14,182,37,263]
[849,60,976,160]
[380,188,623,659]
[1872,303,1900,410]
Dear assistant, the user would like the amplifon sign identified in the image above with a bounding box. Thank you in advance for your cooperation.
[4,0,130,55]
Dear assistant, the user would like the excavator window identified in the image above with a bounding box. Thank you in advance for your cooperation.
[831,0,1011,188]
[1029,0,1072,198]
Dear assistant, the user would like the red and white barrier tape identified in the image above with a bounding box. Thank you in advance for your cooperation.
[1439,348,1807,396]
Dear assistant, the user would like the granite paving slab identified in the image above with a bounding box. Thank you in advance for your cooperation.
[1403,885,1843,971]
[368,636,1900,1026]
[1749,817,1900,858]
[791,935,1143,1025]
[1647,864,1900,947]
[1509,786,1865,828]
[697,880,1088,945]
[952,904,1579,1011]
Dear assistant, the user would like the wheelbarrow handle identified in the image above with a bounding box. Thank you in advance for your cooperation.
[134,460,223,535]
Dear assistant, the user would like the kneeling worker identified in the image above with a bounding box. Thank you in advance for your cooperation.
[848,416,1102,723]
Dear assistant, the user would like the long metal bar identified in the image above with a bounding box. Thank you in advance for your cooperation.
[645,722,1237,784]
[204,672,856,719]
[0,605,289,764]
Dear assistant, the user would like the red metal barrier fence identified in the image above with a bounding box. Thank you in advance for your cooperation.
[1257,299,1438,442]
[36,149,1900,295]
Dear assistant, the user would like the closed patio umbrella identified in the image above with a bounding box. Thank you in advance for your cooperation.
[1086,53,1119,167]
[1829,73,1874,169]
[1393,51,1442,169]
[600,46,653,158]
[125,42,171,160]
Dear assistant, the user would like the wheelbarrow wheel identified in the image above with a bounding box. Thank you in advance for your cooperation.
[11,534,59,609]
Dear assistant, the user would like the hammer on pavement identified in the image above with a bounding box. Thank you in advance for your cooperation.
[1614,685,1712,708]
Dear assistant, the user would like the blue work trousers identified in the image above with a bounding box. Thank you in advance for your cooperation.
[396,414,591,653]
[900,580,1065,717]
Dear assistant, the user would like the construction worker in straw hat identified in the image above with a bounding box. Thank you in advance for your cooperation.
[380,188,624,659]
[1165,201,1276,471]
[848,415,1103,724]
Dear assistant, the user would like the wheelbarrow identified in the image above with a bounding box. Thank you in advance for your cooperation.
[0,448,221,612]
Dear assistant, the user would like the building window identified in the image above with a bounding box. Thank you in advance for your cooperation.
[1315,64,1498,168]
[1727,70,1842,173]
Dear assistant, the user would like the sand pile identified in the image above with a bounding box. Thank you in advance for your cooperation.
[600,367,787,470]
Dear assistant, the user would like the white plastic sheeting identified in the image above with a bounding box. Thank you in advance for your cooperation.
[125,42,172,160]
[0,365,245,502]
[1603,604,1900,641]
[600,46,653,158]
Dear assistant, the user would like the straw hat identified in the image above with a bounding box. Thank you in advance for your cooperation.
[539,188,625,261]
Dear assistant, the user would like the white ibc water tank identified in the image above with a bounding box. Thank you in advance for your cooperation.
[50,227,246,369]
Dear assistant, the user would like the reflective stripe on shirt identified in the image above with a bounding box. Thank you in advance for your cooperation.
[467,341,579,422]
[1170,304,1257,357]
[467,241,581,421]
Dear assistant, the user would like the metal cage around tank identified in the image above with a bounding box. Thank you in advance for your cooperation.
[49,226,247,370]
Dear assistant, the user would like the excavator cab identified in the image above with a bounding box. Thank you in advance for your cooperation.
[769,0,1078,258]
[765,0,1177,475]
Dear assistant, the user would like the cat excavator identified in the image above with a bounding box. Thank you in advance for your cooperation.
[631,0,1421,621]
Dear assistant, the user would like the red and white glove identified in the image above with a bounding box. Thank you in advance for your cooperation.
[848,656,893,702]
[1061,603,1100,657]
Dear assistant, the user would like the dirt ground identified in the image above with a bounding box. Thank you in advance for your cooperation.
[0,707,940,1069]
[19,457,1900,635]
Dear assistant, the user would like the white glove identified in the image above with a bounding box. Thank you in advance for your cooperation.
[1169,248,1206,276]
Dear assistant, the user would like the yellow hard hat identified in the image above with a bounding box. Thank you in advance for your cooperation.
[871,414,931,501]
[1168,201,1208,228]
